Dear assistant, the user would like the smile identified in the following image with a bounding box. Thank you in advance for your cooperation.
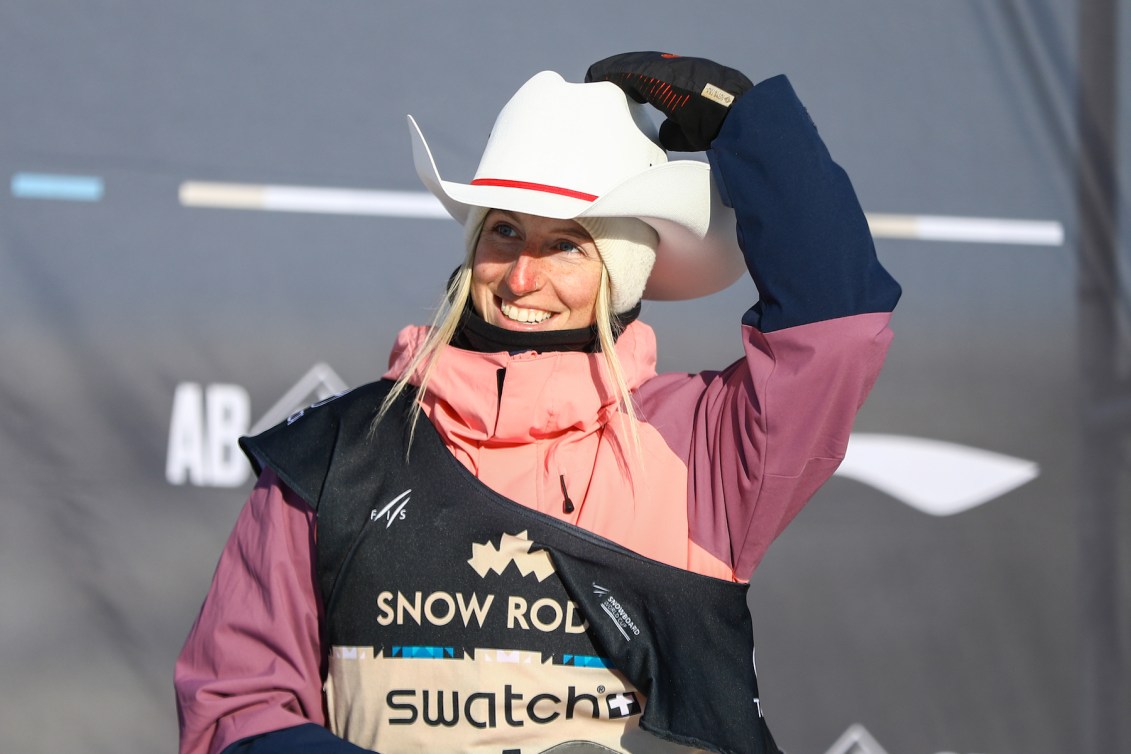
[500,301,555,324]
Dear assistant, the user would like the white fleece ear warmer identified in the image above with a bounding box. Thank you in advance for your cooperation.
[575,216,658,313]
[463,209,657,315]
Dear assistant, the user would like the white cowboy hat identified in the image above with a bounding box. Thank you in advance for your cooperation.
[407,70,744,301]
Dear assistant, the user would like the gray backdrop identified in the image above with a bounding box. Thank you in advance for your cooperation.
[1,2,1128,753]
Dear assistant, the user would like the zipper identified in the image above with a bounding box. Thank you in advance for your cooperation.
[559,474,575,515]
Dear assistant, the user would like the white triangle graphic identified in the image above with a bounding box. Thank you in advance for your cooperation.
[249,362,349,435]
[835,433,1039,516]
[824,724,891,754]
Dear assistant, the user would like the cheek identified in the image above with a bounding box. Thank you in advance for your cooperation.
[557,263,604,313]
[470,244,499,292]
[469,267,493,313]
[471,238,510,284]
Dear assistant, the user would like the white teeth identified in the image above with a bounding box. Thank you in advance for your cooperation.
[501,301,553,324]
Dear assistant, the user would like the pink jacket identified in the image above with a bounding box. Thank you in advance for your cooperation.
[176,310,893,754]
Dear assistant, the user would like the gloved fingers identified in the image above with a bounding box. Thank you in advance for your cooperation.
[655,119,696,152]
[595,71,651,104]
[585,51,700,114]
[585,51,753,151]
[585,51,752,110]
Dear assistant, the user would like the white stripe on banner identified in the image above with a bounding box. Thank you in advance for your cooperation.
[179,181,1064,246]
[866,212,1064,245]
[179,181,447,218]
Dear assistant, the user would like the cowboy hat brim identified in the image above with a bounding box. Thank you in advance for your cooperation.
[408,114,745,301]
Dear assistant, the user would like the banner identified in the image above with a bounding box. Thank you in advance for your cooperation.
[1,2,1125,753]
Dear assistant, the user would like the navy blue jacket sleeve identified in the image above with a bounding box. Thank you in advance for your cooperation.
[221,724,375,754]
[707,74,901,333]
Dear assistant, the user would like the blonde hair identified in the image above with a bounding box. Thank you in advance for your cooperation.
[375,243,642,456]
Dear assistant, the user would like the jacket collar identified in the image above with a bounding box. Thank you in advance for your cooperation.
[449,301,642,354]
[384,320,657,444]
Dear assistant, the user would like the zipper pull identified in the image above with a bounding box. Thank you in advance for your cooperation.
[559,474,575,515]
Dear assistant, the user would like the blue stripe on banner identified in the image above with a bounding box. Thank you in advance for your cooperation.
[563,654,610,668]
[391,646,454,659]
[11,173,105,201]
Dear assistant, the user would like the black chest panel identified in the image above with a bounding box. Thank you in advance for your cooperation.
[240,380,780,754]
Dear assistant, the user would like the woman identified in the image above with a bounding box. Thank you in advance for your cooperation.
[176,52,901,754]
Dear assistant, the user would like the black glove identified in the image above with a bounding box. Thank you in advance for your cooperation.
[585,51,753,151]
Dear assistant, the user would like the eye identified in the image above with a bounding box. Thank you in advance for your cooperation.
[554,240,582,254]
[492,222,519,238]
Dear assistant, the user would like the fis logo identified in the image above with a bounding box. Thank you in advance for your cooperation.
[371,489,411,529]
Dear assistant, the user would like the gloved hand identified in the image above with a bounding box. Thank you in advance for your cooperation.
[585,51,753,151]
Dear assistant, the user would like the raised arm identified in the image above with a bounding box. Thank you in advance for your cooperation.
[588,54,900,579]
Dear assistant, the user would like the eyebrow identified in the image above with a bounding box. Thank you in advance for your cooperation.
[490,210,594,242]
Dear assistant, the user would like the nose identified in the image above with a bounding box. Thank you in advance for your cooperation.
[503,249,545,296]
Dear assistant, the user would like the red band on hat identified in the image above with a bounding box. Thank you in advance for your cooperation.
[471,178,597,202]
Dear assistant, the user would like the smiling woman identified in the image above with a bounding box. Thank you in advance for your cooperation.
[472,210,607,332]
[176,52,901,754]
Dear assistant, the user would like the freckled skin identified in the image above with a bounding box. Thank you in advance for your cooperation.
[471,209,604,331]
